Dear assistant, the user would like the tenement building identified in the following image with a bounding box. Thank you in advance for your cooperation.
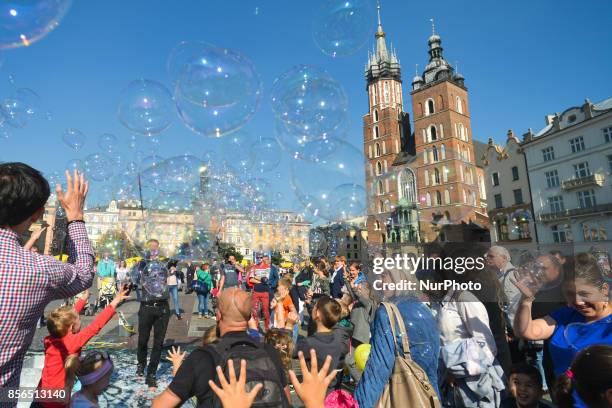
[522,97,612,255]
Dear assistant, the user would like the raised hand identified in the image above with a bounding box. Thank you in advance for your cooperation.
[208,359,263,408]
[289,349,337,408]
[56,169,89,222]
[166,346,186,376]
[111,284,131,307]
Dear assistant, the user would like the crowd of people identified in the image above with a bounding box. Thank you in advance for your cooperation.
[0,161,611,408]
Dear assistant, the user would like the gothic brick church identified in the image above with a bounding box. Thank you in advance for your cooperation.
[363,5,490,250]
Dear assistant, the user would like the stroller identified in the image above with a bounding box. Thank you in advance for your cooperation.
[84,277,116,316]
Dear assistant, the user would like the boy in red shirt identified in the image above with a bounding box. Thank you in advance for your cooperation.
[37,285,129,407]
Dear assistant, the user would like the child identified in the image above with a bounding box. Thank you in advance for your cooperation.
[501,363,553,408]
[294,295,349,393]
[264,329,294,379]
[271,278,297,329]
[65,351,114,408]
[38,286,129,407]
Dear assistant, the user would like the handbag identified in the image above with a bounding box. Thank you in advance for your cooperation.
[375,302,441,408]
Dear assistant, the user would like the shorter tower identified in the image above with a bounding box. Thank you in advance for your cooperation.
[410,22,489,242]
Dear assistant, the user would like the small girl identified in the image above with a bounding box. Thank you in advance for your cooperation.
[264,329,294,379]
[38,286,128,407]
[65,351,114,408]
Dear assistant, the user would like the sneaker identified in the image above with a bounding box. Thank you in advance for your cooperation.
[198,314,204,319]
[145,375,157,388]
[177,314,183,320]
[136,364,145,377]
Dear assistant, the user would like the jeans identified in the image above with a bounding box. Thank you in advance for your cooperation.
[137,302,170,378]
[197,293,211,315]
[251,291,270,329]
[168,285,180,315]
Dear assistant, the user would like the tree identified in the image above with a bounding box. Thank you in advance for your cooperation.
[217,242,244,263]
[270,250,284,266]
[97,229,139,259]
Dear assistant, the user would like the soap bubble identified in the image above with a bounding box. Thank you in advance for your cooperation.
[291,140,365,221]
[271,65,348,146]
[312,0,376,58]
[65,158,83,171]
[98,133,118,153]
[218,130,253,172]
[0,88,40,128]
[62,128,85,151]
[0,1,73,50]
[127,134,138,149]
[84,153,113,182]
[118,79,173,136]
[249,137,281,173]
[151,154,203,194]
[151,191,194,213]
[171,42,262,137]
[330,183,366,221]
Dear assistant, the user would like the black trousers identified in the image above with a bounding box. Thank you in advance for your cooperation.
[137,302,170,377]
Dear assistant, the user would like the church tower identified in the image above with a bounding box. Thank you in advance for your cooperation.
[363,2,413,245]
[410,22,488,242]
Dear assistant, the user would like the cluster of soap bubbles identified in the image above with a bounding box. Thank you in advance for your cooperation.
[0,0,73,50]
[312,0,376,58]
[269,64,366,222]
[0,86,41,137]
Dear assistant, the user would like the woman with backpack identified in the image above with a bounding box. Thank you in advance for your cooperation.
[194,263,214,319]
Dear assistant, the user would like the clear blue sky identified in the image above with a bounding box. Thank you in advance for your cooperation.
[2,0,611,209]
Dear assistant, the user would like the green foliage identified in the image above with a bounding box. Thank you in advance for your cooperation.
[97,229,139,259]
[218,242,244,263]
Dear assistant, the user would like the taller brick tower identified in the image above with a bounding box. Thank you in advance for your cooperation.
[363,2,413,245]
[410,22,487,242]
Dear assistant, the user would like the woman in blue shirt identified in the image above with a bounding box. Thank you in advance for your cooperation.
[513,256,611,407]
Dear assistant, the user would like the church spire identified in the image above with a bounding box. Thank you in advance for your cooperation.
[375,0,388,61]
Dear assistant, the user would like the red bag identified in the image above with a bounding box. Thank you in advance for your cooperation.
[324,390,359,408]
[211,288,219,297]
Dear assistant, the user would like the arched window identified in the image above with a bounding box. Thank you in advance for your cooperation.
[398,168,417,203]
[462,190,467,204]
[374,110,379,122]
[459,166,464,182]
[375,142,381,157]
[423,149,429,164]
[445,211,451,221]
[373,126,379,139]
[374,220,380,231]
[383,82,390,103]
[456,96,463,114]
[442,165,448,182]
[379,200,384,213]
[427,99,435,115]
[424,169,430,186]
[372,85,377,105]
[376,161,382,176]
[430,125,438,141]
[377,180,384,195]
[440,144,446,160]
[432,146,439,162]
[436,191,442,206]
[434,168,440,184]
[471,191,477,206]
[444,190,450,204]
[426,193,432,207]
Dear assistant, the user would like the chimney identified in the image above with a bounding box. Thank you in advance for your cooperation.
[488,137,494,146]
[552,113,561,130]
[522,128,534,142]
[507,129,515,140]
[583,98,593,119]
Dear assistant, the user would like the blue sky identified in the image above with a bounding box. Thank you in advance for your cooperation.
[1,0,611,210]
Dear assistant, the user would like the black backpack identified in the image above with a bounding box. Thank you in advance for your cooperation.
[207,336,290,408]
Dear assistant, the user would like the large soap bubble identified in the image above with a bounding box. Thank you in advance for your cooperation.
[312,0,376,58]
[271,65,348,143]
[62,128,85,151]
[0,1,73,50]
[118,79,173,136]
[218,130,252,172]
[171,42,262,137]
[290,139,365,221]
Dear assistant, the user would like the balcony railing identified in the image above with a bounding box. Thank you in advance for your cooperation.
[562,173,605,191]
[539,202,612,222]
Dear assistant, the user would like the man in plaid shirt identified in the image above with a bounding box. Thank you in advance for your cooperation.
[0,164,94,406]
